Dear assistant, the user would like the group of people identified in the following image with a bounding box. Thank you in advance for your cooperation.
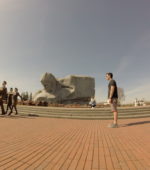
[0,73,119,128]
[37,101,48,107]
[134,98,146,107]
[0,81,23,115]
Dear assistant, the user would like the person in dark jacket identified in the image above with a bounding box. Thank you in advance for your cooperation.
[6,88,13,114]
[9,88,23,115]
[0,81,7,115]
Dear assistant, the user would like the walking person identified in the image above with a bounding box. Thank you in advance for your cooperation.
[105,73,118,128]
[0,81,8,115]
[6,88,13,114]
[9,88,23,115]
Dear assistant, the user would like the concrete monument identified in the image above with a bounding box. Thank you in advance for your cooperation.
[33,73,95,104]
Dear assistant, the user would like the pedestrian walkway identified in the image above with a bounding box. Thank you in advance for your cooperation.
[0,116,149,170]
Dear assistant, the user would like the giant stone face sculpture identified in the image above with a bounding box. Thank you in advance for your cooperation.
[33,73,95,104]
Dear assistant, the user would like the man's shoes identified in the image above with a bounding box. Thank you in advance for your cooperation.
[1,112,6,115]
[8,112,12,116]
[108,123,118,128]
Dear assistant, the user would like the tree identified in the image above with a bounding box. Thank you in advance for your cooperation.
[117,87,125,105]
[29,93,32,101]
[21,92,29,101]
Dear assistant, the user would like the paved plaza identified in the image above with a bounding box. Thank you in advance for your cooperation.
[0,116,149,170]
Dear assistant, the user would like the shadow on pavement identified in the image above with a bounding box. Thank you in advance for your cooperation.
[0,114,38,119]
[120,120,150,127]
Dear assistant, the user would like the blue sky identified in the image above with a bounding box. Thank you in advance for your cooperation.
[0,0,150,103]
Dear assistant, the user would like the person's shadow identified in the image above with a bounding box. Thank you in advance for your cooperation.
[0,114,39,119]
[120,120,150,127]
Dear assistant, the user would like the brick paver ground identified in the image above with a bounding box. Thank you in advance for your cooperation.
[0,115,149,170]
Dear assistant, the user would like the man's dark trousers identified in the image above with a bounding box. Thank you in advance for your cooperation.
[0,99,5,114]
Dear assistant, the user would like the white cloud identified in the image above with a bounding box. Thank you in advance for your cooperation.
[95,86,107,102]
[125,82,150,102]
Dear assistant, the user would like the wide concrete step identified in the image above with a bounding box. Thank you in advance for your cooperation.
[7,105,150,120]
[17,109,150,116]
[17,105,150,110]
[17,106,150,113]
[18,112,150,120]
